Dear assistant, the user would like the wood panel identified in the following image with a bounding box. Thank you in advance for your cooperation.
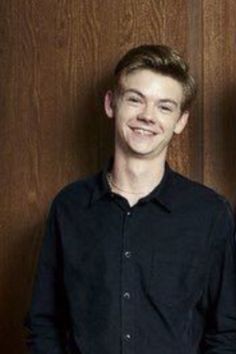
[186,0,204,181]
[0,1,235,353]
[203,0,236,205]
[166,0,204,180]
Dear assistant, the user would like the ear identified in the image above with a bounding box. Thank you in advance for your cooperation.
[174,111,189,134]
[104,90,115,119]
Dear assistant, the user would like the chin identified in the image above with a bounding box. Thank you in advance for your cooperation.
[128,142,158,155]
[128,147,159,158]
[128,142,167,159]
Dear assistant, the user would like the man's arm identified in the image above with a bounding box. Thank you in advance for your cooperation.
[201,200,236,353]
[25,200,69,353]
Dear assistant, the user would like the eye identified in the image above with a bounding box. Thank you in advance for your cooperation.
[126,95,142,103]
[159,105,173,113]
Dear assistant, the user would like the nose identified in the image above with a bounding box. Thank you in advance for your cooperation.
[137,103,155,124]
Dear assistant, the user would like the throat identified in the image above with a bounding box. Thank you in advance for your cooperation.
[106,172,154,207]
[108,154,166,206]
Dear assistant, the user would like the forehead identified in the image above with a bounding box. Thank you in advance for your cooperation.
[119,69,184,103]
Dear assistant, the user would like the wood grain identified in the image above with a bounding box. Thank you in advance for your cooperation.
[167,0,203,180]
[203,0,236,204]
[0,1,235,353]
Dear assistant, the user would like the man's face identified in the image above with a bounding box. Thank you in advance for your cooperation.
[105,69,189,161]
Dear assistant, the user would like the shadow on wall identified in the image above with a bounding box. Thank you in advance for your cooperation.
[0,219,45,354]
[63,71,114,180]
[219,83,236,213]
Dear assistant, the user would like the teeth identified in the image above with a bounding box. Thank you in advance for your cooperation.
[133,128,153,136]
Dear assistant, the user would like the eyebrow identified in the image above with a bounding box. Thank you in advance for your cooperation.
[158,99,178,107]
[122,89,178,107]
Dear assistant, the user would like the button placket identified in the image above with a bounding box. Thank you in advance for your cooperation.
[121,209,135,353]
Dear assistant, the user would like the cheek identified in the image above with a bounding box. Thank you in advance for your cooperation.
[116,106,138,123]
[119,99,143,113]
[159,115,179,129]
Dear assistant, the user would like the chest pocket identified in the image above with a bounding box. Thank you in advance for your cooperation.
[148,257,205,307]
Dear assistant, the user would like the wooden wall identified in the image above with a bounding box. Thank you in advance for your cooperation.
[0,1,235,353]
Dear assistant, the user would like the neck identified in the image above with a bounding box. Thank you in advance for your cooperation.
[109,151,166,203]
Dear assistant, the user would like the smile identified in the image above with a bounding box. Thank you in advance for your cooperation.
[130,127,156,136]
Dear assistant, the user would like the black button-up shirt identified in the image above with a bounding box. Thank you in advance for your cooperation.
[26,164,236,354]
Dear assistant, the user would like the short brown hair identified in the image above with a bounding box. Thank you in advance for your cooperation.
[114,44,197,112]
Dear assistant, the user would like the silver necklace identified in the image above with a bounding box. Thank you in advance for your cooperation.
[106,173,146,195]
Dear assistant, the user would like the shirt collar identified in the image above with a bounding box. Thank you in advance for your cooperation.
[142,163,174,212]
[90,159,175,212]
[90,159,113,205]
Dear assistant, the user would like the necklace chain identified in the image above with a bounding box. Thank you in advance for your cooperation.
[106,173,146,195]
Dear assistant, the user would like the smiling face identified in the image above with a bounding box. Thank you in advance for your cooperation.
[105,69,189,162]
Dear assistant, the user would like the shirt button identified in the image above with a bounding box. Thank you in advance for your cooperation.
[124,251,132,258]
[123,292,131,299]
[124,333,131,341]
[126,211,131,216]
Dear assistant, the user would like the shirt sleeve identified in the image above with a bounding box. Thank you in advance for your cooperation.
[25,199,69,353]
[201,200,236,353]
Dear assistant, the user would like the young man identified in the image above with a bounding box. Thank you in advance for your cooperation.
[26,45,236,353]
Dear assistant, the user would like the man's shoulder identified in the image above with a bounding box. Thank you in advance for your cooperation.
[170,169,231,212]
[52,172,100,208]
